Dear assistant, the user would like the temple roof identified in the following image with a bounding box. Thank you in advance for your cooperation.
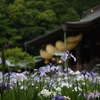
[25,5,100,46]
[66,5,100,32]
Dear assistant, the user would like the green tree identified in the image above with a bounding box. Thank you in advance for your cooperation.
[0,0,100,54]
[0,47,35,71]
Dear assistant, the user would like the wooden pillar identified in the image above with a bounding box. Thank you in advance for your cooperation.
[75,44,81,71]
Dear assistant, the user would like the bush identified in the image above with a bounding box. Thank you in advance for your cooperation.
[0,47,35,71]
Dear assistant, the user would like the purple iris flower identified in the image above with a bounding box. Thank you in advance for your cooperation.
[9,72,16,77]
[90,71,98,77]
[4,72,16,78]
[73,84,78,87]
[33,68,47,77]
[39,67,46,77]
[70,53,76,62]
[4,73,10,77]
[61,50,76,62]
[0,83,7,91]
[52,95,65,100]
[45,64,51,73]
[61,51,69,62]
[81,70,88,76]
[76,70,93,81]
[47,80,56,89]
[9,83,15,88]
[34,76,40,82]
[78,70,91,77]
[87,91,100,100]
[22,71,29,75]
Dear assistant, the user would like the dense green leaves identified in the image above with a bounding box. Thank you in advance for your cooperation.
[0,0,100,53]
[0,47,35,71]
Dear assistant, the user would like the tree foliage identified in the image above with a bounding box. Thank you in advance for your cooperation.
[0,47,35,71]
[0,0,100,53]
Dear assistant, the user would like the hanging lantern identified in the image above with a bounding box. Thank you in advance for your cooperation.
[67,36,75,43]
[66,42,79,51]
[66,33,82,43]
[46,44,57,55]
[40,49,52,59]
[66,33,82,50]
[74,33,82,42]
[55,40,64,52]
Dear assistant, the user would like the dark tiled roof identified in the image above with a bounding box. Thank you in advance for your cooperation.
[25,5,100,45]
[66,5,100,31]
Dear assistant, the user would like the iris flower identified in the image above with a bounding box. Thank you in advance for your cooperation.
[87,91,100,100]
[39,67,47,77]
[52,95,65,100]
[0,83,7,91]
[61,51,76,62]
[76,70,92,81]
[45,64,51,73]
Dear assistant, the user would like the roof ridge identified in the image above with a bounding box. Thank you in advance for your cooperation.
[82,5,100,18]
